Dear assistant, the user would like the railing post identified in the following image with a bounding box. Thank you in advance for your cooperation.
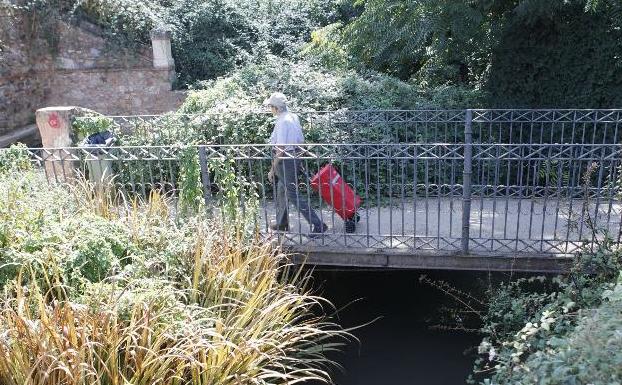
[461,109,473,254]
[198,146,211,208]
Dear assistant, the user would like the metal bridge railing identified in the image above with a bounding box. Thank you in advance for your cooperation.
[19,140,622,257]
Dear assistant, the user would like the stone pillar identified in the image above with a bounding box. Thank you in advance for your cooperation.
[150,28,175,69]
[35,106,83,182]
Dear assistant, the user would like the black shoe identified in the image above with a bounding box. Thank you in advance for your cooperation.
[309,223,328,238]
[269,222,289,231]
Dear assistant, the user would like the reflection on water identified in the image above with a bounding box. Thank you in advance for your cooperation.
[311,269,485,385]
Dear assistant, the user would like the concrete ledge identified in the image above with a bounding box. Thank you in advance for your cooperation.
[286,247,574,273]
[0,124,40,147]
[0,67,170,83]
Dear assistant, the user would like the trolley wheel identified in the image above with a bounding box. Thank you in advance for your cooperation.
[345,219,356,233]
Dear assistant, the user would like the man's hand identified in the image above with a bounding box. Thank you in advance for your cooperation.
[268,169,274,183]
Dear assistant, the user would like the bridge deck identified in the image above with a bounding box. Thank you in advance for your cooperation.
[260,197,621,272]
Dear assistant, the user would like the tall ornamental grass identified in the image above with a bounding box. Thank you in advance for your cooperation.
[0,152,347,385]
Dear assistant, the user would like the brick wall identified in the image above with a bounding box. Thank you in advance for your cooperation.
[0,17,185,137]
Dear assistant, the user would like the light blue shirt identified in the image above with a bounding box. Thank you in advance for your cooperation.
[269,111,304,151]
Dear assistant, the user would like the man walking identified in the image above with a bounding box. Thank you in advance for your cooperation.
[264,92,327,235]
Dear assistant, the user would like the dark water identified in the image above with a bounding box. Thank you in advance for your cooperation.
[311,269,485,385]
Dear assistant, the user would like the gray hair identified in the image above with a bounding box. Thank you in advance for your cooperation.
[274,104,288,113]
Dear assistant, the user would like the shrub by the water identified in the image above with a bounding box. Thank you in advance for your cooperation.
[510,273,622,384]
[469,240,622,384]
[422,237,622,384]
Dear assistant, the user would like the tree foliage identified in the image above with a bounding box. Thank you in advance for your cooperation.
[163,0,342,85]
[339,0,621,96]
[164,0,254,85]
[485,1,622,107]
[343,0,495,82]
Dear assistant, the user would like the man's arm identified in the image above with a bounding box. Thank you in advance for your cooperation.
[268,146,284,183]
[270,122,286,176]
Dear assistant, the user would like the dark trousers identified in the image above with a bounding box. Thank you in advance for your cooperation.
[274,158,323,228]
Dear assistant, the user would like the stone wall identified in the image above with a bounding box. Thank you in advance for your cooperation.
[0,72,50,131]
[0,16,185,138]
[0,11,54,132]
[49,68,185,116]
[53,22,152,70]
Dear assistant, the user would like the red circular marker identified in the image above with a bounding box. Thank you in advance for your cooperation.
[48,113,60,129]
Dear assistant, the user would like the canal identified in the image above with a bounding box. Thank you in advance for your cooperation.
[311,269,487,385]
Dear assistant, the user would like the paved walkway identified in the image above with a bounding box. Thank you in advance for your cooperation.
[259,197,622,255]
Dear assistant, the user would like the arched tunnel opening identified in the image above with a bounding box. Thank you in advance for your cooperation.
[309,269,511,385]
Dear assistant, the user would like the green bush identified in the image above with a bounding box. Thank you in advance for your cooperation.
[300,22,350,70]
[72,112,114,141]
[169,0,341,85]
[193,57,483,112]
[312,0,621,107]
[62,214,129,286]
[223,0,340,58]
[75,0,161,47]
[0,143,31,174]
[166,0,343,85]
[0,170,131,291]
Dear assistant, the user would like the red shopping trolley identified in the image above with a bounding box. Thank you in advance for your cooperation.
[310,164,361,233]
